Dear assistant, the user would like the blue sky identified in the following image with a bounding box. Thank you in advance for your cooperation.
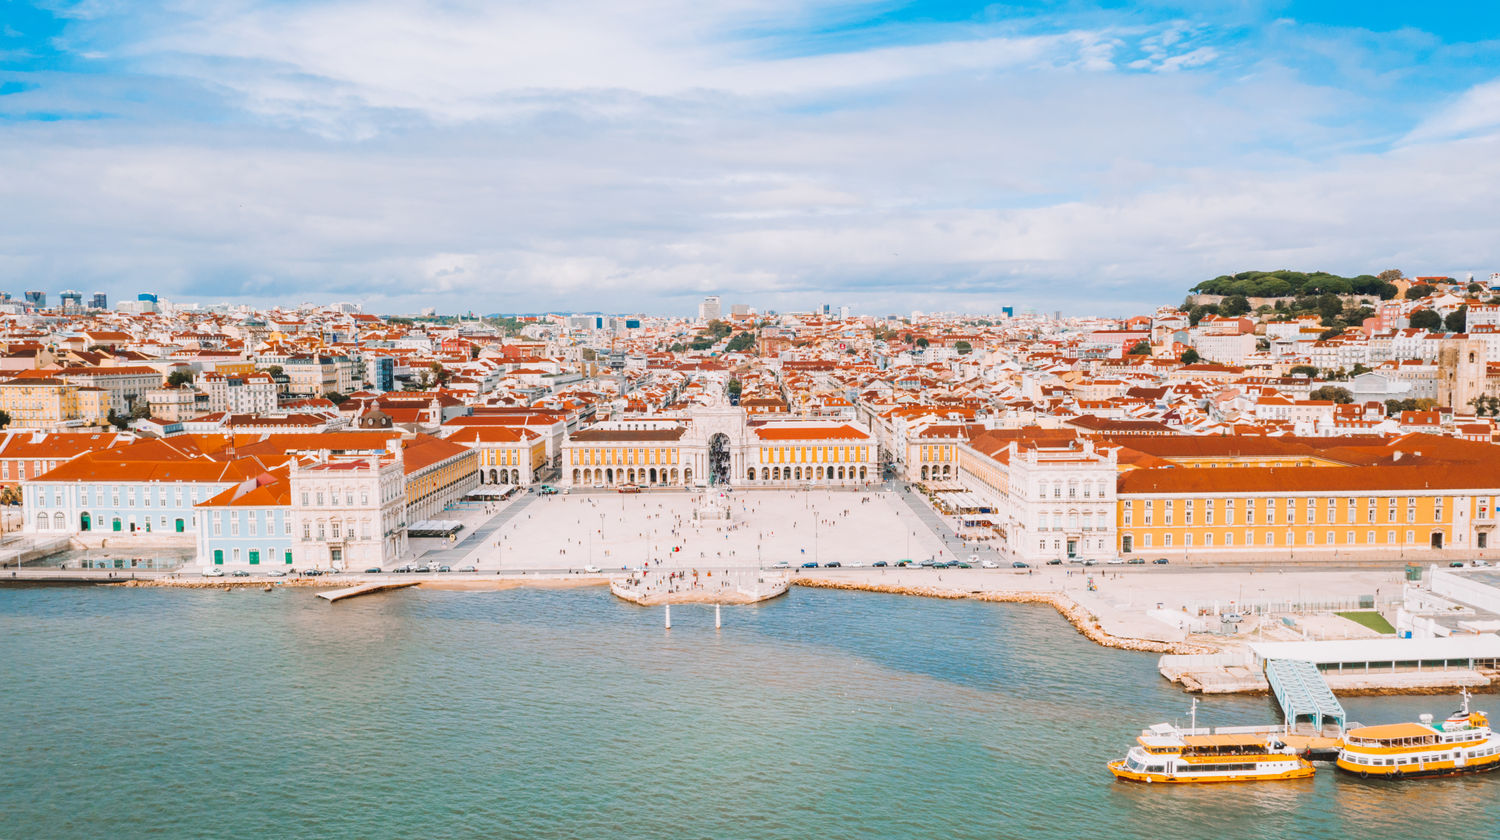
[2,1,1499,316]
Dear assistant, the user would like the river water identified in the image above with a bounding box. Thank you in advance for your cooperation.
[1,585,1494,839]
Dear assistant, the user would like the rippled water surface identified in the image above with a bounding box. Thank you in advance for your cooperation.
[1,585,1494,839]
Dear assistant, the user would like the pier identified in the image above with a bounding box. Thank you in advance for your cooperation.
[609,567,789,606]
[317,580,420,602]
[1266,659,1347,734]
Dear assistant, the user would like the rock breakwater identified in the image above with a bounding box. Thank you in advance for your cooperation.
[793,578,1214,655]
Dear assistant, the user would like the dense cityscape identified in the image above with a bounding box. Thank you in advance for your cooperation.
[7,0,1500,835]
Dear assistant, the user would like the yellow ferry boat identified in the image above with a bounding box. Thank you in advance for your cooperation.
[1337,689,1500,779]
[1109,722,1315,784]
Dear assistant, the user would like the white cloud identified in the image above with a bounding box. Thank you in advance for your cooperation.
[1403,77,1500,144]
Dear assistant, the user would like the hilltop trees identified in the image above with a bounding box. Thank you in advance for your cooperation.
[1192,270,1398,300]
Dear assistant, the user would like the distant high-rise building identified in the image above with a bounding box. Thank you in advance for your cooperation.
[60,290,83,312]
[730,303,751,317]
[91,292,108,310]
[699,295,722,322]
[24,290,46,308]
[138,292,159,303]
[839,306,850,321]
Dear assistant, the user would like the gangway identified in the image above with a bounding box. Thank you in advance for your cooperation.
[1265,659,1346,734]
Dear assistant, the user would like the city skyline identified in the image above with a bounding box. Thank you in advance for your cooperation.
[3,2,1498,316]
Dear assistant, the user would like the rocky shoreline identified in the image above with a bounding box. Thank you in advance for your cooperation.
[793,578,1216,655]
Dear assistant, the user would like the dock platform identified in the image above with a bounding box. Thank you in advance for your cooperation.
[317,580,420,602]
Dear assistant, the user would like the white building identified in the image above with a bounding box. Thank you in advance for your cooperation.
[201,372,278,414]
[289,453,407,570]
[698,296,722,322]
[959,431,1118,564]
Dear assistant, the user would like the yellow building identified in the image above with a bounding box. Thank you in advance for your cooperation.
[1117,465,1493,556]
[0,376,111,429]
[446,426,548,485]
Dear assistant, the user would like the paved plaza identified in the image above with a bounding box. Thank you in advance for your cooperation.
[443,488,949,571]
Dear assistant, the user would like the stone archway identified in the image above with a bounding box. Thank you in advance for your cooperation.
[709,433,731,486]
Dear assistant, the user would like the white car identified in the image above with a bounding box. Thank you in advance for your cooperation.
[583,565,602,573]
[200,567,225,577]
[266,569,287,577]
[980,560,999,569]
[1106,557,1126,565]
[847,561,866,568]
[457,565,477,573]
[771,560,791,569]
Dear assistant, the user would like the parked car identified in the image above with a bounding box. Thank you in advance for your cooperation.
[537,485,560,495]
[1153,558,1170,565]
[771,560,791,569]
[1012,561,1030,569]
[363,567,383,574]
[266,569,287,577]
[1126,558,1146,565]
[824,561,842,568]
[980,560,999,569]
[847,561,866,568]
[617,484,641,493]
[438,565,451,573]
[414,565,432,573]
[201,567,225,577]
[583,565,602,573]
[967,554,979,565]
[954,561,973,569]
[1106,557,1126,565]
[872,561,889,567]
[800,561,818,568]
[919,559,936,568]
[1082,559,1098,566]
[457,565,477,573]
[1451,561,1467,568]
[1472,560,1492,568]
[231,569,251,577]
[1046,559,1063,566]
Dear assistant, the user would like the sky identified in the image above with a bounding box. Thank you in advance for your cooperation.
[2,1,1499,317]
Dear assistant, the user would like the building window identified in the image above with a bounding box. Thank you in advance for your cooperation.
[213,513,222,537]
[230,516,239,536]
[1204,533,1212,546]
[301,492,309,506]
[302,522,312,541]
[1265,532,1274,546]
[331,521,341,539]
[1143,534,1152,548]
[1225,532,1233,546]
[1163,534,1172,548]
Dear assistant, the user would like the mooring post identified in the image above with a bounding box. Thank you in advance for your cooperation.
[715,603,722,629]
[665,604,671,629]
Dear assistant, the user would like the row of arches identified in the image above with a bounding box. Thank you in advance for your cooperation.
[571,467,692,486]
[745,465,868,483]
[920,465,953,480]
[482,469,522,485]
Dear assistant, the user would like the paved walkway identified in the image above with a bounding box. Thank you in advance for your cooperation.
[417,494,537,565]
[891,483,1007,565]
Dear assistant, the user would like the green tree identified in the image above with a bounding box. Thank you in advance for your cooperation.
[1318,327,1344,340]
[265,365,284,378]
[915,337,930,348]
[166,369,194,389]
[1289,365,1319,377]
[1405,285,1434,300]
[1219,295,1250,316]
[1181,348,1201,364]
[1377,268,1405,283]
[323,391,348,405]
[954,340,973,355]
[724,332,755,353]
[1317,294,1343,321]
[1127,341,1151,355]
[0,409,9,429]
[1310,385,1354,404]
[1445,305,1468,333]
[668,343,685,353]
[1409,309,1442,332]
[1350,363,1372,377]
[726,379,742,398]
